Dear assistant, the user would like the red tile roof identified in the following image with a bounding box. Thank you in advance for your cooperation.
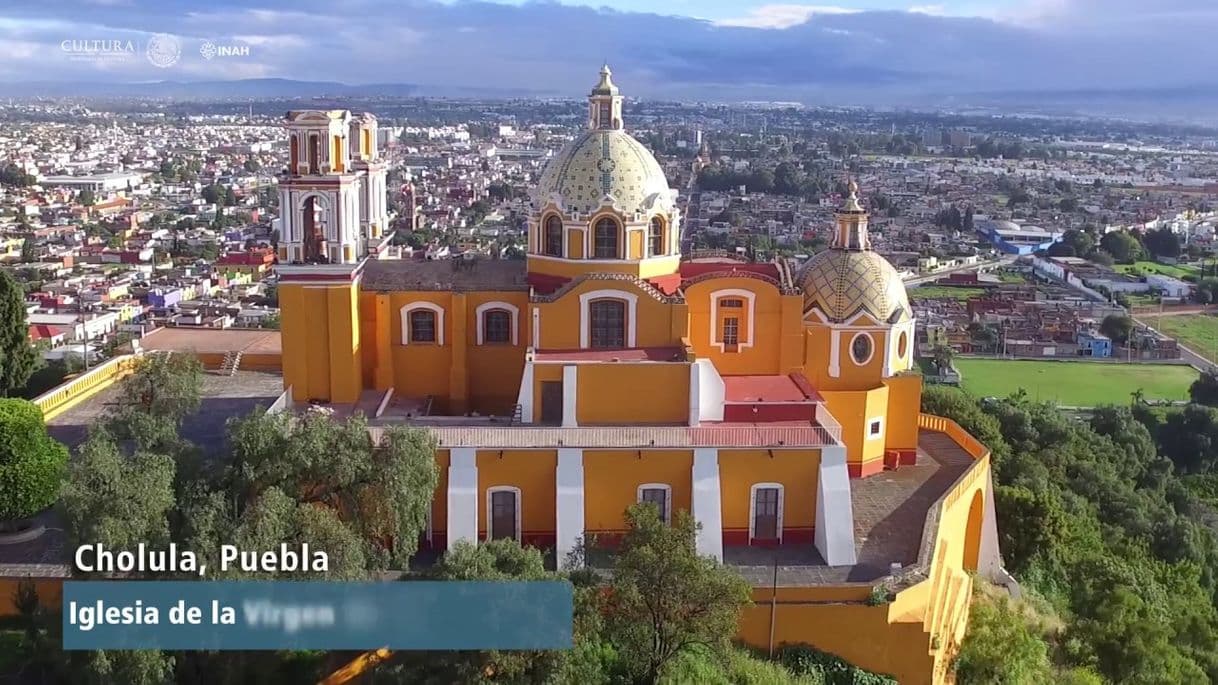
[723,374,816,403]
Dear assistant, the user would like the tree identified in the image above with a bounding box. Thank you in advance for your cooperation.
[1190,370,1218,407]
[933,344,955,373]
[0,270,38,395]
[222,409,438,568]
[1099,231,1143,264]
[0,399,68,525]
[954,587,1052,684]
[60,432,175,563]
[1098,314,1133,345]
[78,189,96,206]
[103,352,203,451]
[603,503,752,683]
[1142,227,1181,260]
[20,237,36,263]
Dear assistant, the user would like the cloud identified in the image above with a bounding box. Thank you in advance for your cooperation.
[713,4,860,29]
[0,0,1215,101]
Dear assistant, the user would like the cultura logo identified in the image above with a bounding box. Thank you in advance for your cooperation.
[145,34,181,68]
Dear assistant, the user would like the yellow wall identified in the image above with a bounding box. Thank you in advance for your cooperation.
[582,450,693,533]
[575,363,689,425]
[883,373,922,452]
[683,278,802,376]
[280,282,360,403]
[476,450,557,538]
[717,449,819,540]
[525,253,682,281]
[535,279,679,350]
[566,229,584,259]
[822,387,888,469]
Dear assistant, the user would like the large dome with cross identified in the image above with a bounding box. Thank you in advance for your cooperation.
[532,66,675,219]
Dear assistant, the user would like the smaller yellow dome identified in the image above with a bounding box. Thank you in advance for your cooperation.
[800,250,911,324]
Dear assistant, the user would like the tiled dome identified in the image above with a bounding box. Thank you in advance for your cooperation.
[800,249,911,324]
[534,128,673,217]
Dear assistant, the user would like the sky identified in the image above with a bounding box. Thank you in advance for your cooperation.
[1,0,1216,102]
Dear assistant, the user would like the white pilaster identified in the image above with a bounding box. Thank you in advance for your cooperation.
[447,448,478,549]
[815,445,856,566]
[692,448,724,562]
[516,361,535,425]
[829,330,841,378]
[688,361,700,426]
[556,448,585,569]
[562,365,578,428]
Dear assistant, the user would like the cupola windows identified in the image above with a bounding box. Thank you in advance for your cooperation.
[543,215,563,257]
[851,333,874,365]
[649,216,666,257]
[593,217,620,259]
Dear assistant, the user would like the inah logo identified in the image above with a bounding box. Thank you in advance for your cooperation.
[199,41,251,60]
[145,34,180,68]
[199,41,218,61]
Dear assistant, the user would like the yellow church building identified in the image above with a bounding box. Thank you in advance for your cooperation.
[275,67,1003,684]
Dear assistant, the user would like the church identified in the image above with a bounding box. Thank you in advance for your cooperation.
[274,67,1001,684]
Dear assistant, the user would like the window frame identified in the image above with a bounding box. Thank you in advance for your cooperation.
[709,289,756,353]
[543,214,564,257]
[475,301,519,346]
[749,483,784,543]
[400,302,445,345]
[648,216,666,257]
[593,217,620,259]
[486,486,522,542]
[722,316,740,349]
[588,298,626,349]
[850,332,875,366]
[482,309,512,344]
[409,310,436,344]
[636,483,672,524]
[868,417,885,441]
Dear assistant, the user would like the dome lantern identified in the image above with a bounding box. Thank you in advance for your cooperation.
[833,178,870,251]
[589,64,623,131]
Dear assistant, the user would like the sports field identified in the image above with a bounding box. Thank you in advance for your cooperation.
[1139,313,1218,363]
[954,358,1197,406]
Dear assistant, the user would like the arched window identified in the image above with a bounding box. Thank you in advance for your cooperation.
[482,309,511,344]
[589,299,626,348]
[409,310,436,343]
[648,217,665,257]
[593,217,619,259]
[543,215,563,257]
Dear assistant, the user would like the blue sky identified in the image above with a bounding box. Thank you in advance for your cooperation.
[1,1,1216,101]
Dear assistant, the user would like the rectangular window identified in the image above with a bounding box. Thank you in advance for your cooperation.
[589,300,626,348]
[753,487,780,541]
[409,311,436,343]
[870,420,882,436]
[490,490,518,541]
[639,487,669,523]
[483,310,511,344]
[722,317,739,347]
[720,298,744,308]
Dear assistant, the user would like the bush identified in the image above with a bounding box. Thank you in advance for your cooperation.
[777,644,896,685]
[0,399,68,522]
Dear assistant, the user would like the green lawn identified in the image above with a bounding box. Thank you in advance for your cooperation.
[908,286,987,301]
[1114,261,1200,279]
[1141,313,1218,363]
[954,358,1197,406]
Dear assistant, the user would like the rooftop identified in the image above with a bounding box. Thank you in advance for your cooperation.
[360,258,529,292]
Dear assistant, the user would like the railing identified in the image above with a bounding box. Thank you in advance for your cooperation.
[371,423,840,449]
[33,354,140,421]
[917,412,988,460]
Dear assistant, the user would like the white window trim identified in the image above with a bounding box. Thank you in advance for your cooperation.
[486,486,522,542]
[867,417,885,441]
[401,301,445,345]
[849,331,875,366]
[709,288,757,352]
[748,483,784,543]
[648,217,667,258]
[475,301,520,346]
[579,289,638,348]
[636,483,673,524]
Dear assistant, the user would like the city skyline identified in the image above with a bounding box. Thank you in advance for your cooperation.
[2,1,1217,105]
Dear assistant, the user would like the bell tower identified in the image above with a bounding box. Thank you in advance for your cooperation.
[278,110,368,264]
[833,179,871,251]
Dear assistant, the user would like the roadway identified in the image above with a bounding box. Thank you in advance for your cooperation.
[903,255,1019,286]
